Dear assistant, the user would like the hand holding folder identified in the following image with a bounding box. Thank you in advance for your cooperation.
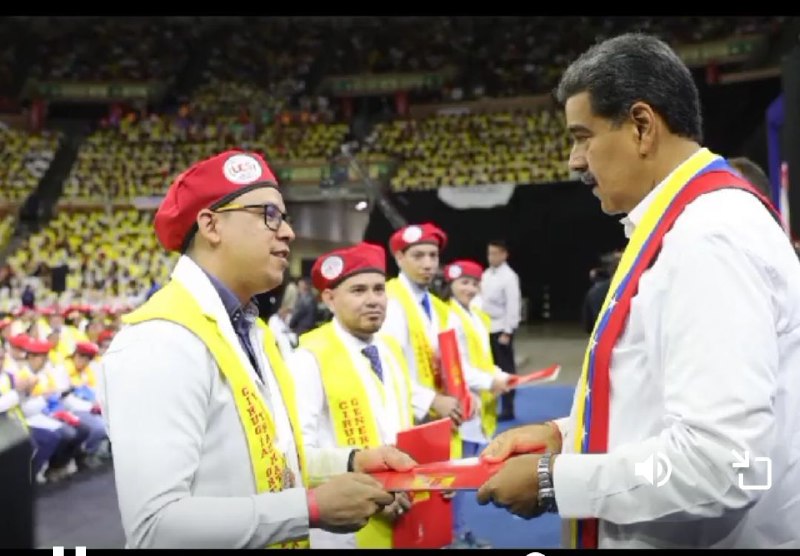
[506,364,562,389]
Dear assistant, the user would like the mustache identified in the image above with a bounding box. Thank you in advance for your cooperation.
[571,169,597,185]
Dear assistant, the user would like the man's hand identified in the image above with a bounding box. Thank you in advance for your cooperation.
[313,473,396,534]
[476,454,544,519]
[431,394,463,427]
[13,374,37,396]
[480,421,561,463]
[490,373,512,396]
[377,492,412,524]
[351,445,417,474]
[498,333,512,345]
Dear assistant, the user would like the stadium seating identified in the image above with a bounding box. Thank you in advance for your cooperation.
[365,108,571,191]
[0,127,61,202]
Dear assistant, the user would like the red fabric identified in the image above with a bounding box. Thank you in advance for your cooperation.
[443,259,483,282]
[389,223,447,254]
[23,337,54,355]
[154,149,279,252]
[311,242,386,291]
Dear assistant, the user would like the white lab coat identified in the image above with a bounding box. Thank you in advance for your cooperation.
[380,273,494,422]
[98,255,353,549]
[291,317,412,548]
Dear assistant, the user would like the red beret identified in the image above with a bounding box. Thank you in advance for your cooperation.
[22,337,53,355]
[154,149,279,252]
[311,242,386,291]
[9,334,28,349]
[75,341,100,358]
[443,260,484,282]
[98,330,115,344]
[389,223,448,254]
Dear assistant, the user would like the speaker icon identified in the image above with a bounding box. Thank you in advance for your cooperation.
[634,452,673,487]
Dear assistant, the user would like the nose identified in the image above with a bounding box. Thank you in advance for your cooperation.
[568,147,587,174]
[278,219,296,242]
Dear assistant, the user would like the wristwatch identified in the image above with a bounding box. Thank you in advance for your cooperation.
[537,453,559,513]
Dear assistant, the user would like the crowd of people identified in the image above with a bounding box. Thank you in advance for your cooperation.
[0,126,61,203]
[365,108,571,190]
[1,302,121,483]
[2,210,174,312]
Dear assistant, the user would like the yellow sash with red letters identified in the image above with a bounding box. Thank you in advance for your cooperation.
[123,280,310,549]
[448,300,498,439]
[385,277,462,459]
[300,322,414,547]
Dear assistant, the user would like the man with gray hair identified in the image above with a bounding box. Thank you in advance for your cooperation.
[476,33,800,549]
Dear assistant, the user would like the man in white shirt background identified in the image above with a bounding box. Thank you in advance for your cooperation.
[480,239,521,421]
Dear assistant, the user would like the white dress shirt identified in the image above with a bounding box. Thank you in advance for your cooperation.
[480,262,521,334]
[98,256,352,549]
[267,313,297,361]
[552,151,800,548]
[291,317,412,548]
[381,273,493,421]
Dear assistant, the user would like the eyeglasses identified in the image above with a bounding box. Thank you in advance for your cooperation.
[213,202,290,232]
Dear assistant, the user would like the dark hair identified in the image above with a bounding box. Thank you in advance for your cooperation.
[729,157,772,199]
[488,239,508,251]
[556,33,703,143]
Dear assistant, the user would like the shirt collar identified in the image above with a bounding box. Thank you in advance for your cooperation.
[332,315,372,351]
[399,271,428,302]
[202,269,260,326]
[619,147,706,239]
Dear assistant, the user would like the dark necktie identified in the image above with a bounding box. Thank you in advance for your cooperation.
[420,292,432,320]
[361,345,384,382]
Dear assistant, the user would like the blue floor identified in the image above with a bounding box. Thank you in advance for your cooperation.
[461,384,574,549]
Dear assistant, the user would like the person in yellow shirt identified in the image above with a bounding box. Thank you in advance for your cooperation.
[292,242,414,548]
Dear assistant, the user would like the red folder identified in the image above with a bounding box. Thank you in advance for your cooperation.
[438,329,473,418]
[507,364,562,389]
[392,418,453,548]
[371,457,504,491]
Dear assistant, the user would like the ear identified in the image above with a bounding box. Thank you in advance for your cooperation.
[320,288,336,312]
[195,209,222,247]
[629,102,657,156]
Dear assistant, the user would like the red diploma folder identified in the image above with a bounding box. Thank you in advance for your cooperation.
[371,457,504,491]
[438,328,473,418]
[392,418,453,548]
[507,364,561,389]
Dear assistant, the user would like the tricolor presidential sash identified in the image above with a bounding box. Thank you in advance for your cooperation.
[570,148,780,548]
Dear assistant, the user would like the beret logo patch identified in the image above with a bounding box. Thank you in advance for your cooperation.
[223,154,263,185]
[402,225,423,243]
[320,255,345,281]
[447,265,462,279]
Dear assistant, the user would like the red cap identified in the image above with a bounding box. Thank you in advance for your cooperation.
[39,307,55,316]
[98,330,115,344]
[389,223,447,254]
[154,149,279,252]
[75,341,100,358]
[22,337,54,355]
[311,242,386,291]
[443,259,484,282]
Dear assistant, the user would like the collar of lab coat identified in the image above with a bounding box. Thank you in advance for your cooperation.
[170,255,265,385]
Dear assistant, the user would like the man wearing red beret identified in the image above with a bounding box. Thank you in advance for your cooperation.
[382,224,510,548]
[291,242,414,548]
[380,224,463,433]
[98,150,413,549]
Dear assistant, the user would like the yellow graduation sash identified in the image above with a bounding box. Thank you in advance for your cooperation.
[300,322,414,548]
[385,278,462,459]
[123,279,310,549]
[448,300,498,439]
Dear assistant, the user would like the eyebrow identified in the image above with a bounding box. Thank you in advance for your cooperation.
[567,124,593,136]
